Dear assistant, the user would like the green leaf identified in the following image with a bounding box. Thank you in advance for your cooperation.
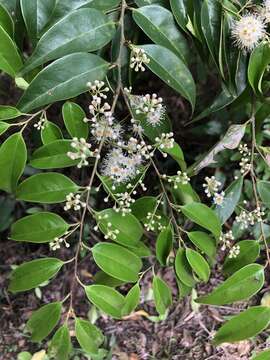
[187,231,216,259]
[156,223,173,266]
[258,180,270,208]
[30,140,80,169]
[22,8,115,74]
[41,121,63,144]
[175,248,196,287]
[0,133,27,193]
[186,248,210,282]
[62,102,88,139]
[214,306,270,345]
[131,196,157,221]
[214,177,243,224]
[133,5,188,62]
[18,53,109,113]
[153,276,172,315]
[17,352,32,360]
[93,270,125,287]
[49,325,72,360]
[9,257,64,292]
[0,3,13,36]
[170,0,189,33]
[85,285,125,319]
[163,142,186,170]
[0,105,22,120]
[26,302,62,342]
[0,121,10,135]
[0,24,22,77]
[92,242,142,282]
[16,172,79,203]
[197,264,264,305]
[248,42,270,94]
[10,212,69,243]
[252,349,270,360]
[140,44,196,112]
[181,202,221,237]
[122,284,140,316]
[97,209,143,247]
[223,240,260,276]
[75,318,104,355]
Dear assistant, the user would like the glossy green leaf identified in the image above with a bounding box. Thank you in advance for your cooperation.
[163,142,186,170]
[175,248,196,287]
[187,231,216,259]
[22,8,115,74]
[223,240,260,276]
[62,102,88,139]
[0,133,27,193]
[18,53,109,113]
[41,121,63,144]
[136,0,168,5]
[131,196,158,221]
[248,42,270,94]
[133,5,188,61]
[258,180,270,208]
[197,264,264,305]
[181,202,221,237]
[252,349,270,360]
[97,209,143,247]
[0,3,13,36]
[153,276,172,315]
[214,306,270,345]
[92,242,142,282]
[0,105,22,120]
[85,285,125,319]
[170,0,188,33]
[156,223,173,266]
[10,212,69,243]
[75,318,104,355]
[122,284,140,316]
[186,248,210,282]
[140,44,196,112]
[49,325,72,360]
[30,140,80,169]
[16,172,79,203]
[27,302,62,342]
[9,257,64,292]
[0,24,22,77]
[93,271,125,288]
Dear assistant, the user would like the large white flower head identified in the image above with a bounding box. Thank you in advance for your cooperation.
[231,14,265,51]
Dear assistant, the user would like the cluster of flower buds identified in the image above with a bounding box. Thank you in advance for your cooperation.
[239,143,252,174]
[50,236,70,251]
[87,80,109,99]
[64,193,86,211]
[228,245,241,259]
[203,176,225,206]
[132,93,165,127]
[130,47,150,72]
[113,191,136,216]
[235,206,265,229]
[144,212,165,232]
[94,214,120,240]
[162,171,190,189]
[34,116,46,131]
[155,133,175,154]
[67,137,95,168]
[220,230,234,251]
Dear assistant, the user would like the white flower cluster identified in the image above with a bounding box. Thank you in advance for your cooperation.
[67,137,94,168]
[235,206,265,229]
[144,212,165,232]
[220,231,240,258]
[50,236,70,251]
[162,171,190,189]
[113,191,136,215]
[87,80,109,99]
[131,93,165,127]
[155,133,175,154]
[203,176,225,206]
[239,143,251,174]
[94,214,120,240]
[34,117,46,131]
[64,192,86,211]
[229,245,240,259]
[130,47,150,72]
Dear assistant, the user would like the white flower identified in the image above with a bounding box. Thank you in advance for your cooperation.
[87,80,109,99]
[50,237,70,251]
[130,47,150,72]
[133,94,165,127]
[220,230,234,251]
[229,245,240,259]
[213,191,225,206]
[163,171,190,189]
[90,115,123,142]
[239,143,251,174]
[203,176,224,204]
[231,14,265,51]
[34,117,46,131]
[67,137,94,168]
[155,133,175,152]
[64,192,86,211]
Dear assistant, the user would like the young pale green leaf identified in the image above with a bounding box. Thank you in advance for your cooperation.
[197,264,264,305]
[75,318,104,355]
[214,177,243,224]
[97,209,143,247]
[187,231,216,259]
[252,349,270,360]
[257,180,270,208]
[223,240,260,276]
[10,212,69,243]
[0,3,13,36]
[22,8,115,74]
[62,102,88,139]
[41,121,63,145]
[92,242,143,282]
[175,248,196,287]
[18,53,109,113]
[49,325,72,360]
[133,5,188,62]
[153,276,172,315]
[0,105,22,120]
[140,44,196,112]
[30,140,80,169]
[0,24,22,77]
[122,284,140,316]
[0,133,27,193]
[156,223,173,266]
[214,306,270,345]
[186,248,210,282]
[0,121,10,135]
[9,257,64,292]
[248,42,270,94]
[26,302,62,342]
[181,202,221,237]
[85,285,125,319]
[16,172,79,203]
[170,0,189,33]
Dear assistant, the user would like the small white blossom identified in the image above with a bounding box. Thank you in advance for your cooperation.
[235,206,265,229]
[67,137,94,168]
[130,47,150,72]
[50,237,70,251]
[34,117,46,131]
[87,80,109,99]
[132,93,165,127]
[220,230,234,251]
[203,176,224,205]
[162,171,190,189]
[64,193,86,211]
[229,245,240,259]
[155,133,175,154]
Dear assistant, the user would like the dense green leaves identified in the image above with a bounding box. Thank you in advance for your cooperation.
[26,302,62,342]
[22,8,115,74]
[0,24,22,77]
[197,264,264,305]
[75,318,104,355]
[16,173,79,203]
[49,325,72,360]
[153,276,172,315]
[18,53,109,113]
[186,248,210,282]
[214,306,270,345]
[156,224,173,266]
[92,242,142,282]
[10,212,69,243]
[0,133,27,193]
[248,42,270,94]
[9,258,64,292]
[140,44,196,112]
[62,102,88,139]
